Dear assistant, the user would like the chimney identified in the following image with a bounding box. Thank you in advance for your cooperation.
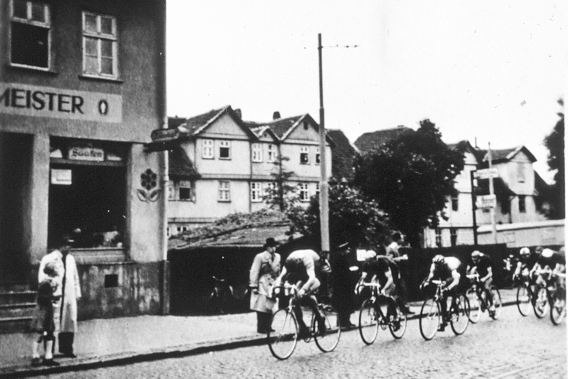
[234,108,242,119]
[273,111,281,120]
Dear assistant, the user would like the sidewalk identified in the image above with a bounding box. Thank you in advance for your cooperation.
[0,289,519,378]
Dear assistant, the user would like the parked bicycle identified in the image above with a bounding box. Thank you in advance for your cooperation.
[533,268,566,325]
[357,282,407,345]
[419,280,470,341]
[465,273,502,323]
[267,283,341,360]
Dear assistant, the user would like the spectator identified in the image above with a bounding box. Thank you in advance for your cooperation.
[30,261,61,367]
[249,238,281,333]
[331,243,356,329]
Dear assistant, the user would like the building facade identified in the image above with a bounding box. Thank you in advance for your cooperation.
[153,107,333,235]
[0,0,168,320]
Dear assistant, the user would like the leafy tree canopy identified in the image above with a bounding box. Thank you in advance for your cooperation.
[543,98,565,219]
[286,180,390,250]
[353,119,465,246]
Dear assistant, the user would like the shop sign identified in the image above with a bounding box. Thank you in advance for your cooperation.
[51,169,72,185]
[474,168,499,179]
[151,128,180,143]
[68,146,104,162]
[0,83,122,123]
[476,194,496,209]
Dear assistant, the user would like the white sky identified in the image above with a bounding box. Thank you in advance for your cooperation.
[167,0,567,183]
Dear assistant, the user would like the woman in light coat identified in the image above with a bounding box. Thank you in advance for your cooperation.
[249,238,281,333]
[59,249,81,357]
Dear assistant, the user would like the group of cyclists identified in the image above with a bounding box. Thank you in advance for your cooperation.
[271,242,566,337]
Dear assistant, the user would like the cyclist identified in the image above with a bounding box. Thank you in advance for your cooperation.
[468,250,496,316]
[356,251,412,315]
[421,254,463,331]
[513,247,538,288]
[273,249,331,337]
[532,248,566,307]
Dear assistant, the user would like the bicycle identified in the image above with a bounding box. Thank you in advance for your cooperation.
[514,271,536,317]
[533,269,566,325]
[267,283,341,360]
[357,282,407,345]
[419,280,470,341]
[465,273,502,323]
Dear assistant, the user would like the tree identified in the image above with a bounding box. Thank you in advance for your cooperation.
[543,98,565,219]
[286,180,390,250]
[263,155,300,212]
[353,119,465,247]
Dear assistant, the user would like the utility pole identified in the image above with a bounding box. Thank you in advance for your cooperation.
[470,170,478,246]
[318,33,330,253]
[488,143,497,243]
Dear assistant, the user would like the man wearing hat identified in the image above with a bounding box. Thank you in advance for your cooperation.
[249,237,281,333]
[38,233,81,358]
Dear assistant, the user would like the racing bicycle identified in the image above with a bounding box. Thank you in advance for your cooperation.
[357,281,407,345]
[465,273,502,323]
[267,283,341,360]
[533,268,566,325]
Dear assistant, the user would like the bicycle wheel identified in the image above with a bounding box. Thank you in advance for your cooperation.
[313,304,341,353]
[533,287,548,319]
[549,292,566,325]
[389,303,407,339]
[358,298,379,345]
[489,287,502,320]
[419,297,440,341]
[450,294,470,335]
[516,283,531,316]
[268,309,298,360]
[466,287,481,324]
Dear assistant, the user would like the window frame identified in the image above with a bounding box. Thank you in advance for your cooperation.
[518,195,526,213]
[218,181,231,202]
[178,180,194,202]
[299,183,310,202]
[10,0,51,70]
[202,139,214,159]
[82,11,119,79]
[218,140,231,160]
[315,147,321,165]
[267,144,277,162]
[252,143,263,163]
[250,182,262,202]
[300,146,310,165]
[451,195,459,211]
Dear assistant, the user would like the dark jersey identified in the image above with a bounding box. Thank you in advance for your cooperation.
[362,256,398,287]
[519,253,538,271]
[537,252,566,270]
[472,255,493,277]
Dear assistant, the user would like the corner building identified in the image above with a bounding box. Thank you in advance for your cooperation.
[0,0,168,319]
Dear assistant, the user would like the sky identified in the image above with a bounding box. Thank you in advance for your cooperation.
[167,1,567,183]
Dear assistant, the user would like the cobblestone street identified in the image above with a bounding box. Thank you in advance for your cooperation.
[37,306,566,379]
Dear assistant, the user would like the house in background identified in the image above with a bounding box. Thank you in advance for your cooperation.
[327,129,359,183]
[155,106,333,235]
[354,126,412,152]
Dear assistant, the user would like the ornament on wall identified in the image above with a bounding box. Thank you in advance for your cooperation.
[137,168,161,202]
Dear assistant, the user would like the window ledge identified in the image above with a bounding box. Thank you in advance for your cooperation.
[79,74,123,83]
[8,63,57,75]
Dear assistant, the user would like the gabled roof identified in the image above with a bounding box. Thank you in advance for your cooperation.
[168,146,200,179]
[354,126,413,152]
[169,106,257,139]
[327,129,358,182]
[477,146,537,164]
[267,115,305,139]
[246,124,280,142]
[534,170,550,196]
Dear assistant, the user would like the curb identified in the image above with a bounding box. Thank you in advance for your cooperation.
[0,300,519,378]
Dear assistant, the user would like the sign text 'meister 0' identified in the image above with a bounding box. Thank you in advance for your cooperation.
[0,83,122,123]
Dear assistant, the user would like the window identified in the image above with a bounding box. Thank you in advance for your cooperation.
[179,180,194,201]
[264,182,275,199]
[451,196,459,211]
[300,146,309,164]
[82,12,118,78]
[519,195,526,213]
[10,0,51,69]
[314,183,320,197]
[218,181,230,201]
[202,139,213,159]
[251,182,262,202]
[219,140,231,159]
[299,183,310,202]
[252,144,262,162]
[450,228,457,247]
[435,228,442,248]
[267,144,277,162]
[517,163,526,183]
[167,180,175,200]
[315,147,321,165]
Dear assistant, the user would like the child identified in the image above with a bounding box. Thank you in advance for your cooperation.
[30,261,61,367]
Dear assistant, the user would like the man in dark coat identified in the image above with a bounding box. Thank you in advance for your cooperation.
[330,243,356,329]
